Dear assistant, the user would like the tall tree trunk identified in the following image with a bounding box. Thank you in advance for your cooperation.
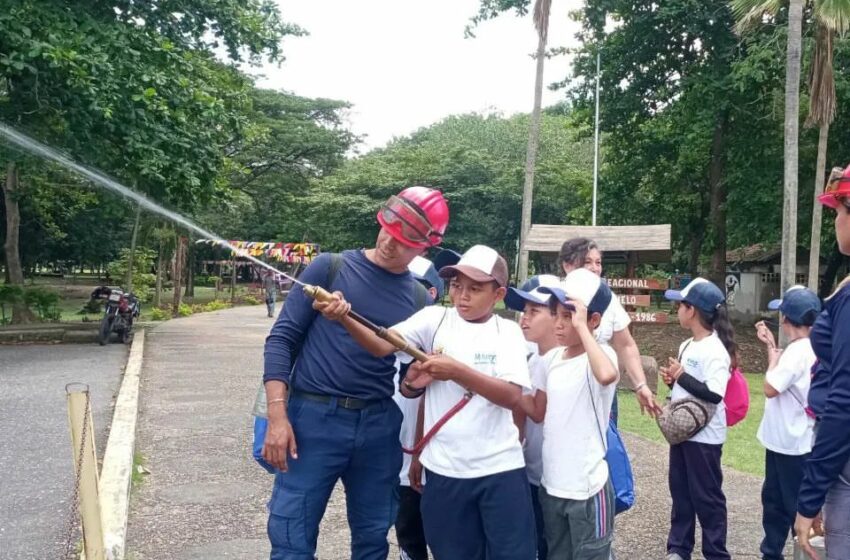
[808,123,829,291]
[708,114,728,288]
[518,0,551,283]
[171,235,185,317]
[154,235,164,308]
[184,242,195,298]
[124,200,142,293]
[3,161,36,324]
[781,0,803,297]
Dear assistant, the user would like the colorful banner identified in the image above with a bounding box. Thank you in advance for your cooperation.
[196,239,320,263]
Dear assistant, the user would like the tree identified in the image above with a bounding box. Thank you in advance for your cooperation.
[0,0,297,322]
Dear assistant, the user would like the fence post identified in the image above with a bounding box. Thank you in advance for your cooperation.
[66,384,106,560]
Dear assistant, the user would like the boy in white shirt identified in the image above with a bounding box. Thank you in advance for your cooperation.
[505,274,563,560]
[316,245,536,559]
[754,286,820,560]
[519,268,619,560]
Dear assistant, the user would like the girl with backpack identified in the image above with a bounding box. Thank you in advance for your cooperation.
[661,278,738,560]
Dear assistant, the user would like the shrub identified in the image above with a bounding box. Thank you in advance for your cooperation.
[242,295,261,306]
[149,307,168,321]
[23,286,61,321]
[177,303,193,317]
[203,300,229,312]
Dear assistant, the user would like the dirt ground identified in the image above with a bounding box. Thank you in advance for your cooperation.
[633,321,769,374]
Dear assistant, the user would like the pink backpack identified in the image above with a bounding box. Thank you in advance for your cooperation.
[724,367,749,426]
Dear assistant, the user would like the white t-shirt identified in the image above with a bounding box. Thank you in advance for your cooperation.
[392,307,531,479]
[757,338,816,456]
[540,345,618,500]
[524,347,563,486]
[670,333,731,445]
[596,296,631,345]
[392,365,422,486]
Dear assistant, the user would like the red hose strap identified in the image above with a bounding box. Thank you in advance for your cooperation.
[402,392,473,455]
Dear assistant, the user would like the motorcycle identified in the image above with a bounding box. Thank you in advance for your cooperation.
[91,286,141,345]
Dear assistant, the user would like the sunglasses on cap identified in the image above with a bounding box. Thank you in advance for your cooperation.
[820,171,850,210]
[379,195,442,244]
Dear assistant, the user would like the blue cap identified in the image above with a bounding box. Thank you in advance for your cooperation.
[664,277,725,315]
[408,256,442,301]
[768,285,821,326]
[504,274,561,312]
[538,269,612,315]
[433,248,462,272]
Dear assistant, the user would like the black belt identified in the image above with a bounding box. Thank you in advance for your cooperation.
[291,389,381,410]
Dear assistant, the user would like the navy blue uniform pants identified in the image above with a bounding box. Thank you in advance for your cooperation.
[420,467,536,560]
[760,450,808,560]
[667,441,730,560]
[395,485,428,560]
[267,396,403,560]
[530,483,548,560]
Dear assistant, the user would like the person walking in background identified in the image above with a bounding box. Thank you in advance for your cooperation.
[559,237,661,421]
[262,269,279,318]
[754,286,820,560]
[662,278,738,560]
[795,164,850,560]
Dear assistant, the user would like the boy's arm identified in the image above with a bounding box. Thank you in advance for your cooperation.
[512,408,526,442]
[421,355,522,409]
[574,304,617,385]
[518,389,547,423]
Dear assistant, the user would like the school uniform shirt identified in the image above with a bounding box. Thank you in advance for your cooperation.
[392,365,422,487]
[540,345,618,501]
[757,338,816,456]
[393,307,531,479]
[671,333,731,445]
[524,347,564,487]
[596,296,631,346]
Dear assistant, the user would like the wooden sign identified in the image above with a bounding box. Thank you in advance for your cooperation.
[617,294,651,307]
[628,312,669,324]
[606,277,669,291]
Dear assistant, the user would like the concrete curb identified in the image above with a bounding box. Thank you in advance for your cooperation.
[98,330,145,560]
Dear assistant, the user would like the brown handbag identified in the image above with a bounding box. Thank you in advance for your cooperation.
[656,397,717,445]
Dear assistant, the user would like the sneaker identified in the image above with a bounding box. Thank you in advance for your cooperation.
[665,554,685,560]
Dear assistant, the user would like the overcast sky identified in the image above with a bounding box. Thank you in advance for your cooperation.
[252,0,584,151]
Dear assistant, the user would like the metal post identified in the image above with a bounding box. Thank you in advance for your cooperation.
[592,50,601,226]
[66,384,106,560]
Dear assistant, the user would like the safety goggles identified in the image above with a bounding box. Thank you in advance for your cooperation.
[379,195,442,244]
[819,171,850,209]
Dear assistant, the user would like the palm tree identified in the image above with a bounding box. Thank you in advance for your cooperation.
[732,0,850,295]
[518,0,552,283]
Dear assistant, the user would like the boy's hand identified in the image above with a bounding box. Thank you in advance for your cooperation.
[312,291,351,321]
[755,321,776,350]
[660,357,683,385]
[636,385,662,417]
[570,300,589,331]
[404,362,435,390]
[420,354,462,381]
[409,455,425,493]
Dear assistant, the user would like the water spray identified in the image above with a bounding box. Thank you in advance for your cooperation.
[0,122,427,361]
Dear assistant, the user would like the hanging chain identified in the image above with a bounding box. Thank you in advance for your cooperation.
[62,389,91,560]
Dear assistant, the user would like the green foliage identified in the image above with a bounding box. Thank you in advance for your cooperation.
[306,112,593,267]
[149,307,169,321]
[107,248,157,302]
[203,300,230,312]
[177,303,193,317]
[242,295,262,305]
[22,286,61,321]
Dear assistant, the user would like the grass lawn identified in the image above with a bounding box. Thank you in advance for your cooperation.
[617,372,766,477]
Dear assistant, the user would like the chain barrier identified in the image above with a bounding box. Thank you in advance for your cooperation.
[62,387,91,560]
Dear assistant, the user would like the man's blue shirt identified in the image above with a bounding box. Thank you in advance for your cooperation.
[799,283,850,517]
[263,250,421,400]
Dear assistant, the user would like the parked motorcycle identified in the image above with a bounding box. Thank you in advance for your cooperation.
[91,286,141,345]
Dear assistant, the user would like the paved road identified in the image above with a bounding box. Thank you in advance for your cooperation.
[0,343,127,560]
[125,305,775,560]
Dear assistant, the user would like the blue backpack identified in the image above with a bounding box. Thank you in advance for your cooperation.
[252,253,427,473]
[586,370,636,514]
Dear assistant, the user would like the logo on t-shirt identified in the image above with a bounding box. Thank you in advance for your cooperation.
[474,352,496,366]
[686,358,700,370]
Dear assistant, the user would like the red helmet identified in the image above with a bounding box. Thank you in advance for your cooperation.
[377,186,449,248]
[819,164,850,208]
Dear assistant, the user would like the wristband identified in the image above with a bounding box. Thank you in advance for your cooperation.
[267,398,286,406]
[634,382,647,392]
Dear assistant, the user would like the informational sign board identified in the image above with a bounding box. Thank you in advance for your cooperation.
[607,277,669,323]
